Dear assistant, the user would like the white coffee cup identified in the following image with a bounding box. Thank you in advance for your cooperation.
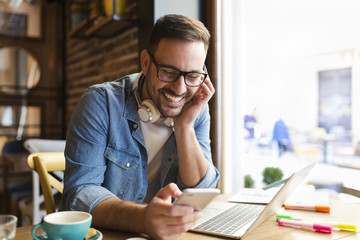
[32,211,92,240]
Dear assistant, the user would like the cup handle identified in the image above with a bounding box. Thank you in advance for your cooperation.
[32,224,44,240]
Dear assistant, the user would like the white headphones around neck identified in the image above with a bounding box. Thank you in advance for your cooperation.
[134,86,160,123]
[133,73,173,127]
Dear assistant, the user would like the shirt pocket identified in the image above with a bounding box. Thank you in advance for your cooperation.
[104,146,141,198]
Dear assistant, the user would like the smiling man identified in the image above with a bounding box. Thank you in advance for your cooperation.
[61,14,219,240]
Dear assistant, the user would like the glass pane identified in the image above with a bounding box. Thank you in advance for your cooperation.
[222,0,360,193]
[0,47,41,94]
[0,0,42,38]
[0,105,41,139]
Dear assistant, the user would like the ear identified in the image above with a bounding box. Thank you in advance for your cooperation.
[140,50,151,75]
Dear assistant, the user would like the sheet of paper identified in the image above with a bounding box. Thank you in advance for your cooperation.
[228,184,329,206]
[284,185,329,206]
[228,187,280,204]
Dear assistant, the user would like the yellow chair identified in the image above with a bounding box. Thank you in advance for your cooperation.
[27,152,65,214]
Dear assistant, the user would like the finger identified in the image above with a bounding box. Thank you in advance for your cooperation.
[203,77,215,94]
[158,234,182,240]
[196,81,214,102]
[157,211,202,226]
[151,199,195,217]
[156,183,182,200]
[156,219,200,238]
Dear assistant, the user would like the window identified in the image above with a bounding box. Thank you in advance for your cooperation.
[222,0,360,193]
[0,105,41,140]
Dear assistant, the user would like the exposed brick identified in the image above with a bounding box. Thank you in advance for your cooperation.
[65,1,139,129]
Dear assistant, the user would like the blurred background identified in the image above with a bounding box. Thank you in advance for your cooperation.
[222,0,360,201]
[0,0,359,227]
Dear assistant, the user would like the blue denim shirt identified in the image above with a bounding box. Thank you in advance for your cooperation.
[60,73,220,213]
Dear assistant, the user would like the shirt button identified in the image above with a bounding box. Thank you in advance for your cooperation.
[126,163,130,167]
[138,196,143,200]
[143,165,145,169]
[133,123,137,129]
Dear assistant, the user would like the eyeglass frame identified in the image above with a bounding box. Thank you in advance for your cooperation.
[147,50,208,87]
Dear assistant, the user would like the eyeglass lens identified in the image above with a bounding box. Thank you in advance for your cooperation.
[158,67,206,86]
[148,51,206,87]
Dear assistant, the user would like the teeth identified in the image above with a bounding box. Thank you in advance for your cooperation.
[164,92,183,102]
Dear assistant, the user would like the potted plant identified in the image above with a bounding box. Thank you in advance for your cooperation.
[262,167,283,185]
[244,174,255,188]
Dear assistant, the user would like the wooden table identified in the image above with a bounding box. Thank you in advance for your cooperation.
[15,196,360,240]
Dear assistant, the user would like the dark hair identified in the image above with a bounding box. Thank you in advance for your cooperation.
[148,14,210,54]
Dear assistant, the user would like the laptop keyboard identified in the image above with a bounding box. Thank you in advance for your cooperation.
[194,204,264,236]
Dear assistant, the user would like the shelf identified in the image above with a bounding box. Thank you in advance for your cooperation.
[67,19,92,38]
[67,0,136,38]
[67,15,135,38]
[84,16,135,37]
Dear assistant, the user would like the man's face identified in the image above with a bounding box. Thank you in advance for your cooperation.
[142,39,207,118]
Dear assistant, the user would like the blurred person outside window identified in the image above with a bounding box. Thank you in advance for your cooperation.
[244,108,258,153]
[271,118,291,157]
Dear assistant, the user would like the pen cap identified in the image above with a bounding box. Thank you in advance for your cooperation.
[314,224,332,233]
[338,223,357,232]
[276,214,292,222]
[314,205,330,213]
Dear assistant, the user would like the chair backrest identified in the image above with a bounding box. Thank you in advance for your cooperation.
[27,152,65,214]
[24,139,66,153]
[23,139,66,224]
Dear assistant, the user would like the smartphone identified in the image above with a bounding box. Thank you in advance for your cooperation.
[174,188,220,211]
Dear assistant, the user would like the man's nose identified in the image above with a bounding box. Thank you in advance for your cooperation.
[172,74,187,93]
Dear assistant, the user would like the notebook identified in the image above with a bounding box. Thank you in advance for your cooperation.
[190,160,318,239]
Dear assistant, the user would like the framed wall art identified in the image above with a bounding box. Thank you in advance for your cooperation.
[0,0,42,39]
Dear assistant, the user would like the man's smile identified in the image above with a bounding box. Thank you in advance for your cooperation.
[163,92,184,103]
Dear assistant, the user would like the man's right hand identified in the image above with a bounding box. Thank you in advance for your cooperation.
[143,183,202,240]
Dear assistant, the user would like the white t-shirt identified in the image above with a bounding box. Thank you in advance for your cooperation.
[140,118,172,202]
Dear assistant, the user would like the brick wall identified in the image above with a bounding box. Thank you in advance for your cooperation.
[64,2,139,127]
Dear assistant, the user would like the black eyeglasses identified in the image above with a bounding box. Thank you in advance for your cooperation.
[148,51,207,87]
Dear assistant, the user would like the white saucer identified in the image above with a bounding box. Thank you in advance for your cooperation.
[91,229,103,240]
[33,229,102,240]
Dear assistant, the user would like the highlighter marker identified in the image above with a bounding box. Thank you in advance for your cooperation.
[276,214,357,232]
[278,218,332,233]
[283,204,330,213]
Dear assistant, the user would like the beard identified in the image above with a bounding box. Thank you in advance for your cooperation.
[145,75,194,118]
[157,87,193,118]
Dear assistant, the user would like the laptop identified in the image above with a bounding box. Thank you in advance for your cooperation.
[190,160,318,239]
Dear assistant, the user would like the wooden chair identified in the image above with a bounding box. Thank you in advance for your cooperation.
[23,139,65,224]
[27,152,65,214]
